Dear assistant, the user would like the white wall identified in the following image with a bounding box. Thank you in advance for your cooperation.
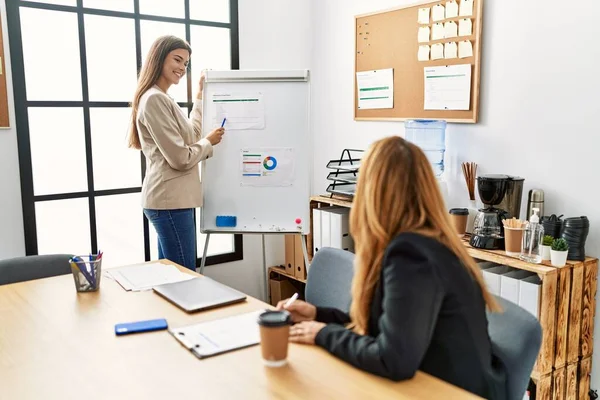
[311,0,600,387]
[0,0,26,259]
[203,0,312,299]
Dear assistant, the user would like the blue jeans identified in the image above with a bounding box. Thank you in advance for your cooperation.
[143,208,197,271]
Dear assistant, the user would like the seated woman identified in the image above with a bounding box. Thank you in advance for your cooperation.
[278,136,506,399]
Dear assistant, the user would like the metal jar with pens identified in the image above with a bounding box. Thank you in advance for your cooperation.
[70,253,103,292]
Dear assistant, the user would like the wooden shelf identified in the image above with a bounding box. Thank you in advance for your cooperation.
[269,266,306,284]
[310,194,353,208]
[462,237,557,276]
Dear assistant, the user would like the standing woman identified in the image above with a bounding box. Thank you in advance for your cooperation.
[128,35,224,271]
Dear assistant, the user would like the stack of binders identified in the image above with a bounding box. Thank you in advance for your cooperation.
[478,261,542,319]
[312,206,354,255]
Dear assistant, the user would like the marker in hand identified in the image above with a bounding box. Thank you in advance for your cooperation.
[284,292,299,309]
[221,118,227,128]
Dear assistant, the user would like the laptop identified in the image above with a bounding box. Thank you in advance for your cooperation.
[153,277,247,312]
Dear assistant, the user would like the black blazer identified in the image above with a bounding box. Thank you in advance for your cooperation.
[314,233,506,399]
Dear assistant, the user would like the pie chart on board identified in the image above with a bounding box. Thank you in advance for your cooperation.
[263,156,277,171]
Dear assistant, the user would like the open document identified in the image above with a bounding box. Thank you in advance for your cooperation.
[106,261,194,291]
[356,68,394,110]
[211,93,265,130]
[423,64,472,110]
[170,310,265,358]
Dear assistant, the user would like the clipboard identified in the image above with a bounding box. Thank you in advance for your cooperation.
[170,310,266,359]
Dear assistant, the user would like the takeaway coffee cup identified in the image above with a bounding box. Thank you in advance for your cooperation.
[257,310,292,367]
[449,208,469,236]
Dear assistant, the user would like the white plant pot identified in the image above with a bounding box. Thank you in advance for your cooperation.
[541,245,551,261]
[550,249,568,267]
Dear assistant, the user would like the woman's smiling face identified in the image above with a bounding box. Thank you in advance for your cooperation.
[161,48,189,86]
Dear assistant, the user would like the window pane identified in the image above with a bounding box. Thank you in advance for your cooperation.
[197,209,234,256]
[85,15,137,101]
[139,0,184,18]
[36,198,90,256]
[83,0,134,12]
[96,193,144,268]
[149,223,159,260]
[190,26,231,92]
[29,108,87,195]
[190,0,230,23]
[91,108,141,190]
[140,21,187,102]
[22,0,76,5]
[20,8,82,101]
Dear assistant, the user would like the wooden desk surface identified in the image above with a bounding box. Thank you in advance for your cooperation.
[0,261,480,400]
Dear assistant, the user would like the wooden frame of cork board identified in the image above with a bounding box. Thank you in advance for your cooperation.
[0,14,9,128]
[355,0,484,123]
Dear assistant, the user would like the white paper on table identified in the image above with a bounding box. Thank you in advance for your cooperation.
[423,64,472,110]
[171,310,265,355]
[444,42,458,59]
[107,262,194,292]
[418,7,430,24]
[418,45,431,61]
[445,21,458,38]
[459,18,473,36]
[240,148,295,187]
[431,43,445,60]
[432,4,445,22]
[356,68,394,109]
[445,1,459,18]
[211,93,265,130]
[432,23,445,40]
[418,26,430,43]
[459,0,474,16]
[458,40,474,58]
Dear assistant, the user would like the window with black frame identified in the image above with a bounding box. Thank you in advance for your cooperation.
[6,0,242,269]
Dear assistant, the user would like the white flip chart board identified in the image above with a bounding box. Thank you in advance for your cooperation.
[200,70,311,235]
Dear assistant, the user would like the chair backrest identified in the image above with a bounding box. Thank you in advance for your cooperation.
[0,254,74,286]
[305,247,354,312]
[487,296,542,400]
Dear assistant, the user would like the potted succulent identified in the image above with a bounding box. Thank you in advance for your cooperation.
[541,235,553,261]
[550,238,569,267]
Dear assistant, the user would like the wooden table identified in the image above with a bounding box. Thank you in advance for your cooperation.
[0,261,480,400]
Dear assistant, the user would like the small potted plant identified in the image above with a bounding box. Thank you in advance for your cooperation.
[541,235,553,261]
[551,238,569,267]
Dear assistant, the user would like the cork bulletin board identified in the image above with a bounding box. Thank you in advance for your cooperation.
[0,14,9,128]
[355,0,484,123]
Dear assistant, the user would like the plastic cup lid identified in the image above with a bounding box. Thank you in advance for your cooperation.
[449,208,469,216]
[257,310,292,327]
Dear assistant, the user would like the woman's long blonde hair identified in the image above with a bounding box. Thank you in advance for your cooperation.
[127,35,192,150]
[349,136,501,335]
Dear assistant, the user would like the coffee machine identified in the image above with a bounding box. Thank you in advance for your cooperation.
[470,174,510,250]
[498,176,525,219]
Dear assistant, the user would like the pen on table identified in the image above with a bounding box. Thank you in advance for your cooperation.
[284,293,299,309]
[88,253,99,287]
[220,117,227,128]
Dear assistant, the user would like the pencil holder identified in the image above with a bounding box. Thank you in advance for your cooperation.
[70,255,102,292]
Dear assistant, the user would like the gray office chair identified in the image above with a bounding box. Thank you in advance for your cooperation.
[487,296,542,400]
[305,247,355,312]
[0,254,74,285]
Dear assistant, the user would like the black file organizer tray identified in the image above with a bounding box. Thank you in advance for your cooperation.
[325,149,363,198]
